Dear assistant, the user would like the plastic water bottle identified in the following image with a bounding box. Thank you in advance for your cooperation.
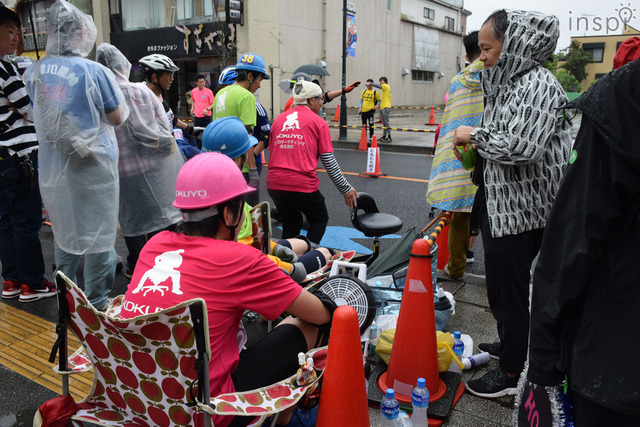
[380,388,399,425]
[397,410,413,426]
[453,331,464,363]
[411,378,430,426]
[369,322,378,355]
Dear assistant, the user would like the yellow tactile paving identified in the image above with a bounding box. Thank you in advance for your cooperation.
[0,301,93,401]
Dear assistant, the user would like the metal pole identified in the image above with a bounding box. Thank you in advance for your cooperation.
[338,0,348,140]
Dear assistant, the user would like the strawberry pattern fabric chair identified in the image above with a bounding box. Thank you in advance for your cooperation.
[46,271,325,426]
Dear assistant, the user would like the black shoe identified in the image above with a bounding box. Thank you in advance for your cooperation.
[478,341,500,359]
[465,368,519,398]
[467,250,475,263]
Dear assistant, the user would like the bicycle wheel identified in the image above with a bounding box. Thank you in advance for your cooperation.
[317,274,376,335]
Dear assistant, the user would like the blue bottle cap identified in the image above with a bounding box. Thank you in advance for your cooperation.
[453,331,461,339]
[417,378,426,388]
[385,388,395,399]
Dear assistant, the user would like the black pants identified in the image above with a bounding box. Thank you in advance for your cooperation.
[268,189,328,244]
[124,223,178,271]
[361,109,375,138]
[480,201,543,374]
[193,115,212,128]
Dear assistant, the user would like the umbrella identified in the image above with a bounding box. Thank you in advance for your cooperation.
[278,72,313,94]
[278,79,293,94]
[293,64,330,76]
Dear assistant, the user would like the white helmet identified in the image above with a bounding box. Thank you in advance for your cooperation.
[139,54,179,75]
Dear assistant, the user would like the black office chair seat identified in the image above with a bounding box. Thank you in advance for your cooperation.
[357,212,404,237]
[351,192,403,265]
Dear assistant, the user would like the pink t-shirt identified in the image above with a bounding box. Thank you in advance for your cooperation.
[120,232,301,417]
[191,87,214,118]
[267,105,334,193]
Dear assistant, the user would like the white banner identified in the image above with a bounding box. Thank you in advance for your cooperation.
[367,147,377,173]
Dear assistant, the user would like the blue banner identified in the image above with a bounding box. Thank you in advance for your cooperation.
[346,13,357,58]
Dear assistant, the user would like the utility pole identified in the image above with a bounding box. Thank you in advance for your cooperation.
[339,0,348,140]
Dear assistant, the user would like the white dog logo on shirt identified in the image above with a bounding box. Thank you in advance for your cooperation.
[216,91,228,114]
[131,249,185,296]
[282,111,300,131]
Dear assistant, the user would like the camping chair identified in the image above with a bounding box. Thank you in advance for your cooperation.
[248,201,271,255]
[45,271,324,427]
[350,192,403,265]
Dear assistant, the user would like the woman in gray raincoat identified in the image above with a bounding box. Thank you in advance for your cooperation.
[96,43,183,277]
[24,0,129,310]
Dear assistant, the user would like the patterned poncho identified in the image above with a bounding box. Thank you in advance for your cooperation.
[426,59,484,212]
[473,10,572,238]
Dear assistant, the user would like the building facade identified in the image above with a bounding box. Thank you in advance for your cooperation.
[14,0,471,120]
[570,24,640,91]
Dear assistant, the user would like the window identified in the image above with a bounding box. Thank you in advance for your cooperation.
[120,0,225,31]
[17,0,55,52]
[387,0,392,13]
[445,17,455,32]
[412,70,434,82]
[424,8,434,20]
[594,73,607,80]
[582,42,604,63]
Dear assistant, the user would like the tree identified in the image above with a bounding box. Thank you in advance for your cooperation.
[543,53,559,74]
[556,69,581,92]
[560,40,591,83]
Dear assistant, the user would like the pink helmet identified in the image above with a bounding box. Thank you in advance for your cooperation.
[173,152,255,210]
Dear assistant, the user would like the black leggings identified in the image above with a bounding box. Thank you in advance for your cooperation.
[268,189,329,244]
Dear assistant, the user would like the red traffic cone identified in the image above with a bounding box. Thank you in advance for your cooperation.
[331,105,340,122]
[435,221,450,271]
[316,306,370,427]
[362,136,385,178]
[428,106,436,125]
[356,124,368,151]
[378,238,447,404]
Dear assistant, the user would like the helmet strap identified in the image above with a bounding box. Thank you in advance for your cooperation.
[226,213,243,241]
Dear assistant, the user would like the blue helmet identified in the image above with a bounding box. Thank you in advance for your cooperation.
[202,117,258,160]
[218,66,237,85]
[235,53,270,80]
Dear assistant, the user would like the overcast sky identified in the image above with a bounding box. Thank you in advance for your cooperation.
[464,0,639,51]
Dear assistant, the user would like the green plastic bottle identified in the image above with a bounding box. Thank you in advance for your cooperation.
[457,144,476,170]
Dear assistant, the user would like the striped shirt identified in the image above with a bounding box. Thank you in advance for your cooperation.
[0,59,37,157]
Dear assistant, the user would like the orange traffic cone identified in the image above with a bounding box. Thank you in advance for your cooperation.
[362,136,385,177]
[378,238,447,404]
[331,105,340,122]
[356,124,368,151]
[428,106,436,125]
[435,221,450,271]
[316,306,370,427]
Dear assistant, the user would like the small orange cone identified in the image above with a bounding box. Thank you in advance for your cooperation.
[435,221,450,271]
[362,136,385,178]
[428,106,436,125]
[356,124,368,151]
[316,306,370,427]
[331,105,340,122]
[378,238,446,404]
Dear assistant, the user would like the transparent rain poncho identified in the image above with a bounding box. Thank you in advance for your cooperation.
[24,0,130,255]
[96,43,183,236]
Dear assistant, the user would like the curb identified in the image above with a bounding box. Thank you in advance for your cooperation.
[331,139,434,156]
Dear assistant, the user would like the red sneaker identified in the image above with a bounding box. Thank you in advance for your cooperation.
[19,279,56,303]
[2,279,21,298]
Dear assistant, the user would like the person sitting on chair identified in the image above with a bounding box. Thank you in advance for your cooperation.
[120,152,336,427]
